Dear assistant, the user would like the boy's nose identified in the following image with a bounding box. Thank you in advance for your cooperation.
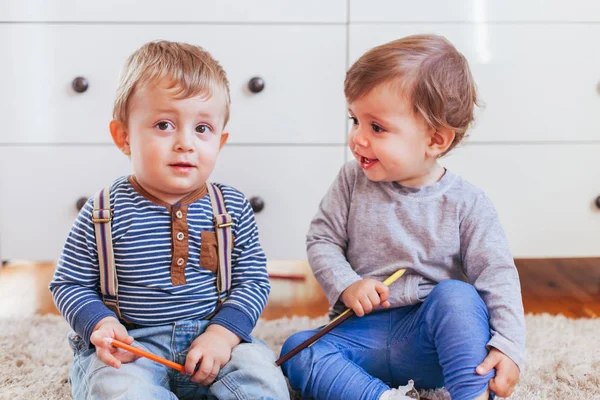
[174,131,194,152]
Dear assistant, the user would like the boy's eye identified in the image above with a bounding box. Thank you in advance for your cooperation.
[156,121,173,131]
[349,116,358,125]
[196,124,211,134]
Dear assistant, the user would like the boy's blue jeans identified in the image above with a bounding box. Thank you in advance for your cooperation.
[281,280,496,400]
[68,319,290,400]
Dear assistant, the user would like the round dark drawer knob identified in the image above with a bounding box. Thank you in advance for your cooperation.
[596,196,600,209]
[76,197,88,211]
[248,77,265,94]
[249,196,265,213]
[72,77,89,93]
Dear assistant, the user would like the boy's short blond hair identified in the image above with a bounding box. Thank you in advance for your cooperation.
[113,40,230,126]
[345,34,477,154]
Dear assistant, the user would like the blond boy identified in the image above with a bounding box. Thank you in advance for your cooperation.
[50,41,289,399]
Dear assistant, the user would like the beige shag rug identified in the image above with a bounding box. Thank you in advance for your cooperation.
[1,314,599,400]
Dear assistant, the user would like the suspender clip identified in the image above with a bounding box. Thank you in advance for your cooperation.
[92,209,112,223]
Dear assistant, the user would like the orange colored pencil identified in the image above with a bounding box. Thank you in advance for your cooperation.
[106,338,186,373]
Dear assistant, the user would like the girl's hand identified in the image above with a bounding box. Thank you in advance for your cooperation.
[340,278,390,317]
[476,348,520,397]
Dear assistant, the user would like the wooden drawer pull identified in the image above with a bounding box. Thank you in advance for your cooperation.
[248,77,265,94]
[249,196,265,213]
[72,76,89,93]
[76,196,88,211]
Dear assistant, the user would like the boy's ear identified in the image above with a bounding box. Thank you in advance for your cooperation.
[219,132,229,150]
[110,120,131,155]
[427,127,455,157]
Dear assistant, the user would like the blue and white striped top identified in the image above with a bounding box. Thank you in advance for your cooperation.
[49,176,270,344]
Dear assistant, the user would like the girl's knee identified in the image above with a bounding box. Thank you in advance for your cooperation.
[281,330,315,359]
[432,279,474,296]
[430,280,485,309]
[280,329,332,392]
[424,281,492,348]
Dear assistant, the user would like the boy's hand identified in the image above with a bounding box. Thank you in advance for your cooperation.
[185,324,241,386]
[340,278,390,317]
[90,316,139,369]
[476,347,520,397]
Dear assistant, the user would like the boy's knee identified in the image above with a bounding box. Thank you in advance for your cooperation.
[73,361,173,400]
[230,340,278,368]
[222,341,289,398]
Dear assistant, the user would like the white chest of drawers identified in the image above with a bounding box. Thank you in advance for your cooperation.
[1,0,599,261]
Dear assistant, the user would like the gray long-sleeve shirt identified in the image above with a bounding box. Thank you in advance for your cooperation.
[307,161,525,369]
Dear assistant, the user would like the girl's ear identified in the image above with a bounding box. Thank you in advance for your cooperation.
[110,120,131,155]
[427,127,455,158]
[219,132,229,150]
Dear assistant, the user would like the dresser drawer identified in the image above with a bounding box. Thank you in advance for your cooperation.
[0,145,345,261]
[0,0,346,23]
[442,144,600,257]
[349,24,600,142]
[0,146,131,261]
[350,0,600,22]
[212,145,346,259]
[0,24,346,145]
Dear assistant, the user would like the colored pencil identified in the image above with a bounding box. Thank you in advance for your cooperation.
[275,269,406,366]
[106,338,186,373]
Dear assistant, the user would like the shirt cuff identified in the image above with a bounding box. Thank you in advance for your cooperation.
[73,301,117,346]
[209,303,254,343]
[487,333,524,372]
[328,274,362,307]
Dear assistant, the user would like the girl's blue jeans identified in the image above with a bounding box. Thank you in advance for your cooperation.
[68,318,290,400]
[281,280,496,400]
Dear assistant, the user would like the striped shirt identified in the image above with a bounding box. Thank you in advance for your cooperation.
[49,176,270,344]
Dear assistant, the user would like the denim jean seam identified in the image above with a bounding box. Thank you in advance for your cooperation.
[133,341,173,389]
[335,342,388,352]
[170,322,178,360]
[388,321,421,348]
[72,354,91,399]
[218,374,248,400]
[328,329,389,352]
[421,302,437,348]
[386,309,394,386]
[339,352,385,397]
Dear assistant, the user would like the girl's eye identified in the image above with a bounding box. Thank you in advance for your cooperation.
[349,116,358,125]
[156,121,173,131]
[196,124,211,134]
[372,124,384,133]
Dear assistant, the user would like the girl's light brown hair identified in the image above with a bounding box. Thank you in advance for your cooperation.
[113,40,230,126]
[345,34,478,154]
